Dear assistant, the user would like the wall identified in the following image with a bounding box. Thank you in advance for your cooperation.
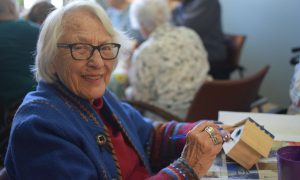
[219,0,300,109]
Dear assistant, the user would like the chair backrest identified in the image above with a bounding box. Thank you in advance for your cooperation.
[224,33,246,77]
[224,34,246,68]
[185,65,270,121]
[124,100,183,121]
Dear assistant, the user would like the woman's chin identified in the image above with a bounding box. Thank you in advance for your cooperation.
[77,88,104,102]
[90,89,106,100]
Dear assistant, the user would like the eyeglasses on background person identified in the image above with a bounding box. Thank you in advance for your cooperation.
[57,43,121,60]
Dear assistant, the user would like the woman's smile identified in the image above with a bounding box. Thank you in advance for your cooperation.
[82,74,103,81]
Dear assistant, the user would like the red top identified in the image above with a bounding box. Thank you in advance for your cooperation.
[93,99,150,180]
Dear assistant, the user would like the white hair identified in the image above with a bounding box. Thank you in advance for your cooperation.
[0,0,17,16]
[129,0,170,33]
[32,0,129,83]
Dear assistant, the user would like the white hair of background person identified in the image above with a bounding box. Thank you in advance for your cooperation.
[32,0,129,83]
[129,0,171,34]
[0,0,18,18]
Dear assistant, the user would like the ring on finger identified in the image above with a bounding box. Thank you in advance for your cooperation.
[204,126,215,137]
[204,126,219,145]
[210,135,219,145]
[222,135,229,142]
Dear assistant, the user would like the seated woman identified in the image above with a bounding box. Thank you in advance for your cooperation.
[125,0,211,120]
[4,1,230,179]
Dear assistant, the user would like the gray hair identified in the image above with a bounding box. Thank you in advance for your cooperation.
[129,0,170,33]
[0,0,16,15]
[33,0,129,83]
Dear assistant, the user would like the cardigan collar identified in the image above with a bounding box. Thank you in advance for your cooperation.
[37,81,152,174]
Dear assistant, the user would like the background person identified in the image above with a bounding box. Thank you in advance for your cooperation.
[4,1,229,179]
[0,0,40,161]
[25,0,56,25]
[0,0,39,107]
[105,0,142,42]
[171,0,228,79]
[103,0,142,99]
[126,0,211,120]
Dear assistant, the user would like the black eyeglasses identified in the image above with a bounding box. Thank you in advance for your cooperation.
[57,43,121,60]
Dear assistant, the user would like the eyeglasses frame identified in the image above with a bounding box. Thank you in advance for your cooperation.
[57,43,121,61]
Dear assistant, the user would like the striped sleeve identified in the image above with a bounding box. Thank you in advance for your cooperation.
[146,158,198,180]
[149,120,198,172]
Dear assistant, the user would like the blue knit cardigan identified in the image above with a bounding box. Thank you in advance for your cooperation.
[5,81,196,179]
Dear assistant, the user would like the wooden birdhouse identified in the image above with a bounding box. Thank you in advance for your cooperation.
[222,117,274,169]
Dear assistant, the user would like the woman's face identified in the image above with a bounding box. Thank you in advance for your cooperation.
[54,10,116,103]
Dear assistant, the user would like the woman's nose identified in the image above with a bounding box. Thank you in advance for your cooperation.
[87,49,104,67]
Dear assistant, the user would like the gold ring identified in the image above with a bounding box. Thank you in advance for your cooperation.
[204,126,215,137]
[211,135,219,145]
[205,126,219,145]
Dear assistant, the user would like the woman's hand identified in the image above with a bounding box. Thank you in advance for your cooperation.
[180,121,230,177]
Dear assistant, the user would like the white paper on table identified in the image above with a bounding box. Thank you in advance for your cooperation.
[218,111,300,142]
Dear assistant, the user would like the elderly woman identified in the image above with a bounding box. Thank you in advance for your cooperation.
[4,1,229,179]
[126,0,211,120]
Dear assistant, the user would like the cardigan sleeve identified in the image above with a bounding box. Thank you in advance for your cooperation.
[5,102,100,180]
[146,121,199,179]
[149,121,197,171]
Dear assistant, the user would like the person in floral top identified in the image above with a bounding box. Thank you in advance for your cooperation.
[126,0,211,120]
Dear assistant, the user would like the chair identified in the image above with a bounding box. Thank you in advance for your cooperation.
[124,100,183,121]
[224,33,247,78]
[125,65,269,122]
[210,33,246,79]
[185,65,270,121]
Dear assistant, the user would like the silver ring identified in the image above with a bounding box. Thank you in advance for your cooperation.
[222,135,229,142]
